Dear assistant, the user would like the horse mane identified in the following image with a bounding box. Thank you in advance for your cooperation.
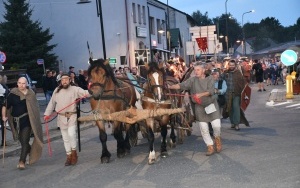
[88,58,119,87]
[147,62,166,78]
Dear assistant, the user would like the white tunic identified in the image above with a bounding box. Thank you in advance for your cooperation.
[44,85,89,129]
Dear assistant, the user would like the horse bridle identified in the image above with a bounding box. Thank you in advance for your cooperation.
[89,76,130,107]
[147,72,167,101]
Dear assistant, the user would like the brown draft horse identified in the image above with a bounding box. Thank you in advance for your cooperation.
[87,58,137,163]
[142,62,181,164]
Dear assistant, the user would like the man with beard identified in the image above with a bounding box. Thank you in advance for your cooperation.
[2,77,43,170]
[223,60,249,130]
[168,62,222,156]
[44,73,89,166]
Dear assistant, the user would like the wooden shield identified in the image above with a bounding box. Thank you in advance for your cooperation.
[241,84,251,111]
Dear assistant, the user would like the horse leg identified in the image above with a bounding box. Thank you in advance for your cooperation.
[160,124,168,158]
[128,123,138,147]
[146,118,155,165]
[124,123,134,155]
[97,121,111,163]
[113,122,126,158]
[169,115,177,148]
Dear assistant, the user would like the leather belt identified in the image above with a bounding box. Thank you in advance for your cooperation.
[57,112,77,118]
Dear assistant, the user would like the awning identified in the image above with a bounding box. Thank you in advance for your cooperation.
[152,47,170,53]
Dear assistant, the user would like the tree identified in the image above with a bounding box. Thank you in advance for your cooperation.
[191,10,213,26]
[0,0,57,84]
[213,14,242,53]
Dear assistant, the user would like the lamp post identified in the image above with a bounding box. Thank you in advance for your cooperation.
[242,10,254,56]
[166,0,170,58]
[158,20,170,60]
[225,0,229,56]
[77,0,107,59]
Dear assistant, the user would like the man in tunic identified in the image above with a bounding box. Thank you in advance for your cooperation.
[223,60,249,130]
[44,73,89,166]
[2,77,43,170]
[168,62,222,156]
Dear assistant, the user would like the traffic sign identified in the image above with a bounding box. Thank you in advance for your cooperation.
[37,59,44,65]
[280,50,298,66]
[109,58,117,64]
[0,51,6,64]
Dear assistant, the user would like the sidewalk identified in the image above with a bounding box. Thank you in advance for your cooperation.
[0,93,95,159]
[265,82,300,103]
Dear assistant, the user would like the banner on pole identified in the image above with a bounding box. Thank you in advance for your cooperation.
[195,37,208,52]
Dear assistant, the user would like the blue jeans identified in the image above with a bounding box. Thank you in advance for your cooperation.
[230,96,241,125]
[45,90,53,102]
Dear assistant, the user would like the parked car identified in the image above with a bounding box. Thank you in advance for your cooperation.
[0,69,37,93]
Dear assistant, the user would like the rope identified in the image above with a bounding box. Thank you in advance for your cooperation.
[41,114,57,124]
[2,122,7,167]
[43,94,89,124]
[45,121,52,157]
[165,93,202,105]
[42,94,89,156]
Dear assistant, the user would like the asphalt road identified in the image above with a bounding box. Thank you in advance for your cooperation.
[0,84,300,188]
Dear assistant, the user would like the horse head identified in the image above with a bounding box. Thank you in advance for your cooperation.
[145,62,166,101]
[87,58,119,100]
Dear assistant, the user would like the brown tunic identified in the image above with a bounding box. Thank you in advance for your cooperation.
[7,88,43,164]
[179,75,221,122]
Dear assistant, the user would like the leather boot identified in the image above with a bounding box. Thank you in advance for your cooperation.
[206,145,215,156]
[215,136,222,153]
[65,154,72,166]
[71,150,78,165]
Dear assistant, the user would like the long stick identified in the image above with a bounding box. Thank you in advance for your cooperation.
[2,122,6,167]
[76,102,81,152]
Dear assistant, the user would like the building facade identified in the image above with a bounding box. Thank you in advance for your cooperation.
[0,0,195,71]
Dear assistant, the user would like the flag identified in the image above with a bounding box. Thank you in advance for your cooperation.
[195,37,208,52]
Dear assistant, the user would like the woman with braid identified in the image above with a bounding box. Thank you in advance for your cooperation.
[2,77,43,170]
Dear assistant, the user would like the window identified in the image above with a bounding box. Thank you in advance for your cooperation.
[120,56,126,65]
[138,5,141,24]
[142,6,146,25]
[132,3,136,23]
[157,19,161,44]
[149,17,155,35]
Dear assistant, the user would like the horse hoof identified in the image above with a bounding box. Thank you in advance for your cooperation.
[125,149,131,156]
[169,140,176,148]
[161,152,168,158]
[186,130,192,136]
[148,158,155,165]
[117,152,125,158]
[101,157,110,164]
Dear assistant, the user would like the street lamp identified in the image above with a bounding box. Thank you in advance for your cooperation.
[158,20,171,58]
[217,16,232,41]
[225,0,229,56]
[77,0,107,59]
[242,10,254,55]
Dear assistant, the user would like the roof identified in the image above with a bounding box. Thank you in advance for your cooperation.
[252,40,300,56]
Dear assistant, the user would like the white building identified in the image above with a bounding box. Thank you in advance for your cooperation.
[0,0,196,72]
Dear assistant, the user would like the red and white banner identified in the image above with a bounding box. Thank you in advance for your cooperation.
[195,37,208,52]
